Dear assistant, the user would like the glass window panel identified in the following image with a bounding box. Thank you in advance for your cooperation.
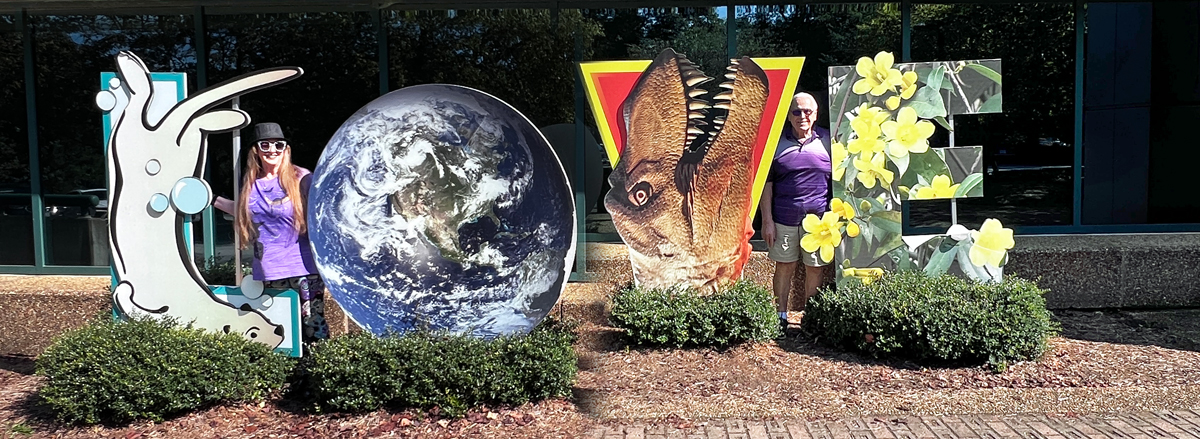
[33,14,196,266]
[908,3,1076,229]
[386,9,607,239]
[388,9,590,127]
[582,7,730,241]
[206,11,379,263]
[0,15,32,266]
[736,4,902,129]
[1145,3,1198,224]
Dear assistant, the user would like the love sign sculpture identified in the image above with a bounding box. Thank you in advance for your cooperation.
[817,52,1013,285]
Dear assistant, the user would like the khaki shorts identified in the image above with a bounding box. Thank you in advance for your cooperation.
[767,222,827,267]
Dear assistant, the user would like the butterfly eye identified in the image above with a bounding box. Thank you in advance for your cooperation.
[629,182,653,207]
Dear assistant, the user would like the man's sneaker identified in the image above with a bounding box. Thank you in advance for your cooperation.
[777,317,789,338]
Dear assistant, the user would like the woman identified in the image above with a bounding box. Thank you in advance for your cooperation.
[214,122,328,343]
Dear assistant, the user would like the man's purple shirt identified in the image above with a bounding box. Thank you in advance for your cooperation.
[767,126,832,227]
[247,167,318,281]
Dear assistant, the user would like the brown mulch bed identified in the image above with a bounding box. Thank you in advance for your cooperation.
[2,289,1199,438]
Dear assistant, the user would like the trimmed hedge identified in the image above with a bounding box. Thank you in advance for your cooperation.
[609,280,780,347]
[290,319,578,416]
[36,317,291,424]
[197,257,249,286]
[804,271,1059,371]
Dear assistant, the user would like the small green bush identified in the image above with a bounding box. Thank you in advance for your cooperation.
[36,317,291,424]
[197,257,250,286]
[292,319,578,416]
[609,280,780,347]
[804,271,1059,371]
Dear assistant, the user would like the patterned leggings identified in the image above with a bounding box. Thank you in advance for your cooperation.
[264,273,330,342]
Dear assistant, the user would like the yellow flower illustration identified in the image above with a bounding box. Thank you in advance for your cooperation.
[886,96,900,110]
[842,267,884,284]
[853,152,894,189]
[900,70,919,99]
[853,51,904,96]
[969,218,1015,268]
[881,107,934,158]
[847,113,885,156]
[832,142,848,181]
[846,221,861,238]
[913,175,961,199]
[857,104,891,126]
[830,197,855,221]
[801,212,843,264]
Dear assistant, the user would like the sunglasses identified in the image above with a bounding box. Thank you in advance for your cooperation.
[256,140,289,153]
[791,108,816,117]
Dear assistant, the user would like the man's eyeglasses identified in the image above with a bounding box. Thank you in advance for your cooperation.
[791,108,816,117]
[257,140,289,153]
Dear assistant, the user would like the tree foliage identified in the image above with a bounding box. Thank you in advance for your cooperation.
[0,6,1074,199]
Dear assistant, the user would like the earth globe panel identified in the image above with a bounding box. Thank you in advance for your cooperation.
[307,84,576,339]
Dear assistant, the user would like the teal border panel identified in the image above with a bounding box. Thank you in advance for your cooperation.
[210,285,304,357]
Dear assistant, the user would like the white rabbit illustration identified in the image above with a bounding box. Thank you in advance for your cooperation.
[100,51,303,349]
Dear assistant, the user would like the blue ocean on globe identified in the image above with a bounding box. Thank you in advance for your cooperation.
[308,84,577,338]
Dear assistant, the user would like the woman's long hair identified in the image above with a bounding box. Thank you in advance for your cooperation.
[236,146,307,249]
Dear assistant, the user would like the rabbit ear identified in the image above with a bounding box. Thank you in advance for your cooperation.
[189,109,251,134]
[115,51,153,120]
[173,109,250,149]
[165,67,302,128]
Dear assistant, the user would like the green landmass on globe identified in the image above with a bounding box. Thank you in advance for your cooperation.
[388,128,506,266]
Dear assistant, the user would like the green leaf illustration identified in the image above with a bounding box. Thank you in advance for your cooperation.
[908,86,947,119]
[871,210,902,234]
[965,63,1003,85]
[922,238,957,276]
[874,232,904,260]
[934,116,953,131]
[829,69,859,143]
[890,245,914,271]
[978,92,1003,113]
[857,218,873,245]
[898,149,952,190]
[925,64,946,93]
[953,173,984,198]
[845,233,862,260]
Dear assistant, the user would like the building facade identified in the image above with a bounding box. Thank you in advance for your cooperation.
[0,0,1195,280]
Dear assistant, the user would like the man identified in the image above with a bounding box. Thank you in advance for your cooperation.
[759,92,832,334]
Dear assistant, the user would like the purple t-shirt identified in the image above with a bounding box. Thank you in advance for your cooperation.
[248,167,318,281]
[767,126,832,227]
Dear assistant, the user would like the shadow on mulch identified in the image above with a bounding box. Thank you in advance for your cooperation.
[772,326,980,371]
[0,355,35,375]
[1053,308,1200,352]
[571,388,602,417]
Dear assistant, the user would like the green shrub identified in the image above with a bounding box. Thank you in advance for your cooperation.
[36,317,291,424]
[197,257,250,286]
[804,271,1059,371]
[292,319,578,416]
[609,280,780,347]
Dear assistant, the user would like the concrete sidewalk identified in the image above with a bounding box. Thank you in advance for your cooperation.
[588,410,1200,438]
